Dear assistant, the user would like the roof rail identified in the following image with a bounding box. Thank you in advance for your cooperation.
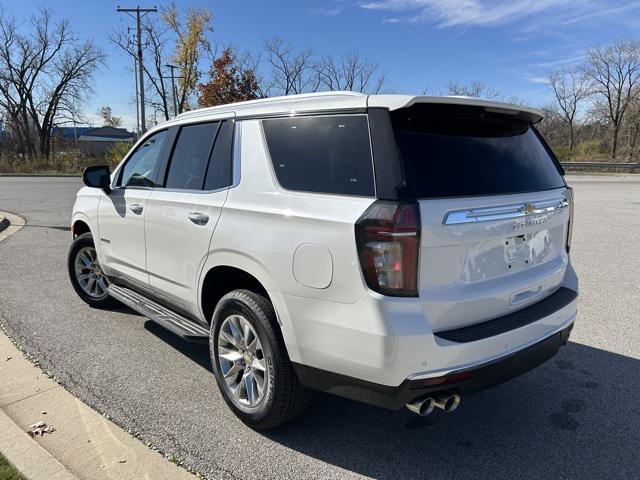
[176,91,365,120]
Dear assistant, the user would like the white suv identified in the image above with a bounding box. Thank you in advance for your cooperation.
[69,92,578,429]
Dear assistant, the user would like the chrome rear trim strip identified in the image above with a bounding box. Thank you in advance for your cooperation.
[443,196,568,225]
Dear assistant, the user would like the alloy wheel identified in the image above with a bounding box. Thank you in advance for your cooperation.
[74,246,109,298]
[217,314,269,407]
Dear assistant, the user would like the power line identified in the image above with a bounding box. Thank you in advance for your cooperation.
[116,5,157,134]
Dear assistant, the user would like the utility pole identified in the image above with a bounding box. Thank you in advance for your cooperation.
[129,36,141,136]
[164,64,182,117]
[134,54,140,136]
[117,6,157,134]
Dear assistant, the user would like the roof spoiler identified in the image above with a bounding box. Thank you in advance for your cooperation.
[369,95,544,124]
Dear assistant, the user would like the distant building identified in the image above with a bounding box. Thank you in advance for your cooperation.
[52,126,135,155]
[52,126,94,142]
[78,126,136,155]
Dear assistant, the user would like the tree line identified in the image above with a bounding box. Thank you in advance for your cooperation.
[110,6,386,120]
[540,39,640,161]
[0,6,104,160]
[0,3,638,165]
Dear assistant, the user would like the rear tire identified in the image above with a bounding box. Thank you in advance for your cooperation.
[210,289,310,430]
[67,232,118,309]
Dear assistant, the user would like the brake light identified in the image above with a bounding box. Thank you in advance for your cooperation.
[355,200,420,297]
[566,187,574,253]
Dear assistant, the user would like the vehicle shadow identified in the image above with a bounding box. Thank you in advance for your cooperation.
[144,320,212,371]
[22,224,70,231]
[257,341,639,479]
[145,323,639,478]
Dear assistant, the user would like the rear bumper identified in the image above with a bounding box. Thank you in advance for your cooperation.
[293,321,573,410]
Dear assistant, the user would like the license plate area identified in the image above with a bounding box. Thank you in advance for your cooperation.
[504,235,530,263]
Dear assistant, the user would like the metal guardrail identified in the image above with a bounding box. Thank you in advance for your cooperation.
[561,162,640,171]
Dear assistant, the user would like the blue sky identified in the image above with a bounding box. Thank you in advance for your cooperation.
[3,0,640,130]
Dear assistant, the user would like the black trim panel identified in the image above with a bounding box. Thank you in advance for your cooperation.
[368,108,405,200]
[293,322,573,410]
[434,287,577,343]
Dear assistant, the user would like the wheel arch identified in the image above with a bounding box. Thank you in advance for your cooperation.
[200,265,271,324]
[71,219,91,237]
[198,251,301,363]
[71,212,106,263]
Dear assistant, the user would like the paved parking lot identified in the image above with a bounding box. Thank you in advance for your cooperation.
[0,174,638,479]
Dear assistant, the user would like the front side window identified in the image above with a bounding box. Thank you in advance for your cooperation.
[262,115,375,196]
[118,130,168,188]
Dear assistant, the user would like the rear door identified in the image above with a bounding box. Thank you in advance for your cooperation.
[144,119,234,315]
[390,103,571,332]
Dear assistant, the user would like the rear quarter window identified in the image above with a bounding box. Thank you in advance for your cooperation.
[391,104,565,198]
[262,115,375,196]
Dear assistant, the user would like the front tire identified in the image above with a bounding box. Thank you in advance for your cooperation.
[210,289,310,430]
[67,232,118,309]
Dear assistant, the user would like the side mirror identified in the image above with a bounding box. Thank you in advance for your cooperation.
[83,165,112,194]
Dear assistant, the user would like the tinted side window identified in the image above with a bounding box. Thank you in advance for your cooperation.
[204,120,233,191]
[165,122,219,190]
[118,130,168,187]
[262,115,375,196]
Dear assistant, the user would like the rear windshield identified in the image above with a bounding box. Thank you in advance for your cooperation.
[391,104,565,198]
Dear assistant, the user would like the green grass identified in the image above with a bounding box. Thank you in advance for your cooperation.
[0,452,26,480]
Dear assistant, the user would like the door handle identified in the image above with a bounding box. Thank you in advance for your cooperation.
[129,203,143,215]
[188,212,209,225]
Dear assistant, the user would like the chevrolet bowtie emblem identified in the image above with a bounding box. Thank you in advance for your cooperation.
[522,203,536,215]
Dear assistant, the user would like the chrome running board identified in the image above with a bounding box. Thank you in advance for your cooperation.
[108,284,209,344]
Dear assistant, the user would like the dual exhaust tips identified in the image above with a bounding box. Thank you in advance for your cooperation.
[406,392,461,416]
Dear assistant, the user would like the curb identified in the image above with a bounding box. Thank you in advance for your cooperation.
[0,215,9,233]
[0,330,196,480]
[0,409,78,480]
[0,211,25,242]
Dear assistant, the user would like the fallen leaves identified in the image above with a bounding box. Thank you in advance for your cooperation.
[27,420,55,437]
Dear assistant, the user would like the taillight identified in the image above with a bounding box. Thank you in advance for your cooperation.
[566,187,574,253]
[355,200,420,297]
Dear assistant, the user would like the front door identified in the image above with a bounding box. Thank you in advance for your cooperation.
[98,129,170,287]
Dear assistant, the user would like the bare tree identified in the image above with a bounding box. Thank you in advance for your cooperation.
[99,106,122,127]
[264,37,319,95]
[112,3,211,119]
[111,17,172,121]
[0,6,103,160]
[237,50,271,98]
[583,39,640,158]
[548,68,590,151]
[317,51,385,93]
[447,80,501,100]
[623,96,640,159]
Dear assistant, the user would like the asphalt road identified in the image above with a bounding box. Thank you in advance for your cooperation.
[0,175,639,479]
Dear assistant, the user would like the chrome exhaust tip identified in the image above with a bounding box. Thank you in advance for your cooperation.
[406,396,436,416]
[433,392,461,413]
